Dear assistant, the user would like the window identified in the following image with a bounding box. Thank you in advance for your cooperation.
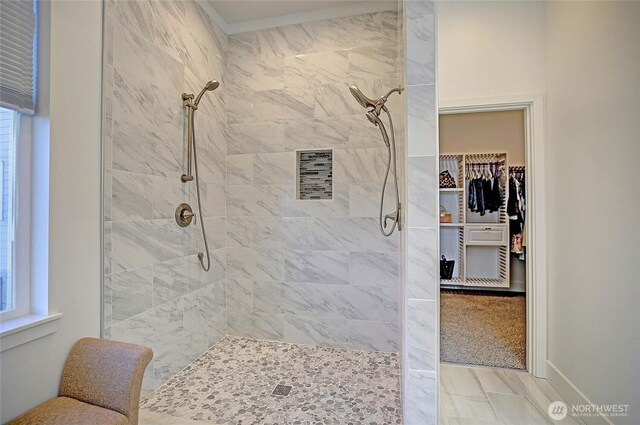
[0,108,17,314]
[0,0,37,323]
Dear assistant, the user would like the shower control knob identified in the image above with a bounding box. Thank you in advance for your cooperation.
[175,203,195,227]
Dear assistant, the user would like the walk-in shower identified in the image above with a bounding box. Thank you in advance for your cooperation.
[349,85,403,236]
[175,80,220,271]
[101,0,423,421]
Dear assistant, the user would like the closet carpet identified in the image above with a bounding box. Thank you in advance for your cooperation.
[440,291,526,370]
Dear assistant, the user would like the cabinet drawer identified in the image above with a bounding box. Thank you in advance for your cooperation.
[465,226,508,245]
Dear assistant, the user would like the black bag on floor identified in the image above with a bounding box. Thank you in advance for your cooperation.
[440,255,455,279]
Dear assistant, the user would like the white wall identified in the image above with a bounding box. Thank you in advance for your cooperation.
[0,1,102,422]
[439,110,526,164]
[403,1,439,423]
[103,0,228,394]
[439,2,640,421]
[545,2,640,423]
[437,1,546,102]
[225,11,403,353]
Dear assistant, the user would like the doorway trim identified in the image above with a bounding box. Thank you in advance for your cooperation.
[438,94,547,378]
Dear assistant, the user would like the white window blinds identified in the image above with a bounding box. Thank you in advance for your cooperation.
[0,0,37,115]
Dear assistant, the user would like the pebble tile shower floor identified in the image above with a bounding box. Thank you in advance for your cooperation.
[140,336,402,424]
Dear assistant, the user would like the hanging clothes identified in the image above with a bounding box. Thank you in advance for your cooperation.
[468,177,477,211]
[508,167,526,258]
[483,178,493,212]
[475,177,485,215]
[491,172,502,212]
[467,162,503,215]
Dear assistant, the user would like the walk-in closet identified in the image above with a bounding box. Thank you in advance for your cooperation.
[439,110,528,370]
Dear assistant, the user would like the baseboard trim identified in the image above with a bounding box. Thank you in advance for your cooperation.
[545,360,612,425]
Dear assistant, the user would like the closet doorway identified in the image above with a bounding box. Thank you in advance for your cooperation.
[438,108,531,371]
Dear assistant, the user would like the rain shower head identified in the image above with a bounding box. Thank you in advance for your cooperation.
[349,85,403,115]
[349,85,376,109]
[350,84,395,148]
[194,80,220,105]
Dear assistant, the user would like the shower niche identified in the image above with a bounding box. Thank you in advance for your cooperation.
[296,149,333,200]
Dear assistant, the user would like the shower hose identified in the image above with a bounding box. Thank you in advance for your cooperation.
[380,106,400,237]
[190,109,211,271]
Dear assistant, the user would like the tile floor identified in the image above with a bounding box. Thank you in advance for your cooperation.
[140,336,401,424]
[138,337,583,425]
[440,363,586,425]
[140,410,205,425]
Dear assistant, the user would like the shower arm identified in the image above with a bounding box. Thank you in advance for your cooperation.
[383,86,403,99]
[373,87,404,115]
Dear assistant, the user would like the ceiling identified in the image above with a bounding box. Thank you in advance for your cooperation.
[209,1,367,24]
[206,0,397,33]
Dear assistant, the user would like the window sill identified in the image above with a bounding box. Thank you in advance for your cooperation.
[0,313,63,352]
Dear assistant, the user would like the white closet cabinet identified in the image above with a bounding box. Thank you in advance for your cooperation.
[439,153,510,288]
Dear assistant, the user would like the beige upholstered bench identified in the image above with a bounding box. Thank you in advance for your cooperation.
[9,337,153,425]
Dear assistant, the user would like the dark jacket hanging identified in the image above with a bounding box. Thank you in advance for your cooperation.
[475,178,485,215]
[490,175,502,212]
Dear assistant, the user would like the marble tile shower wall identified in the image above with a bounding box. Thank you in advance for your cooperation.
[102,0,228,393]
[225,11,404,352]
[403,1,439,424]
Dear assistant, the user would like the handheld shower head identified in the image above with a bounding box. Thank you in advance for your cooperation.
[349,85,376,109]
[205,80,220,91]
[349,85,401,236]
[194,80,220,105]
[366,110,379,125]
[366,111,390,147]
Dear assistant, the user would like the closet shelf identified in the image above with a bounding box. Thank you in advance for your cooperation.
[439,152,510,289]
[465,277,506,286]
[441,277,465,284]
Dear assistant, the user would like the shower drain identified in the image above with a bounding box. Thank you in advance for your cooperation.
[271,384,292,396]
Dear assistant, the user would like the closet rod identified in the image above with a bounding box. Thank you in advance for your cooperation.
[509,166,525,177]
[465,162,504,166]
